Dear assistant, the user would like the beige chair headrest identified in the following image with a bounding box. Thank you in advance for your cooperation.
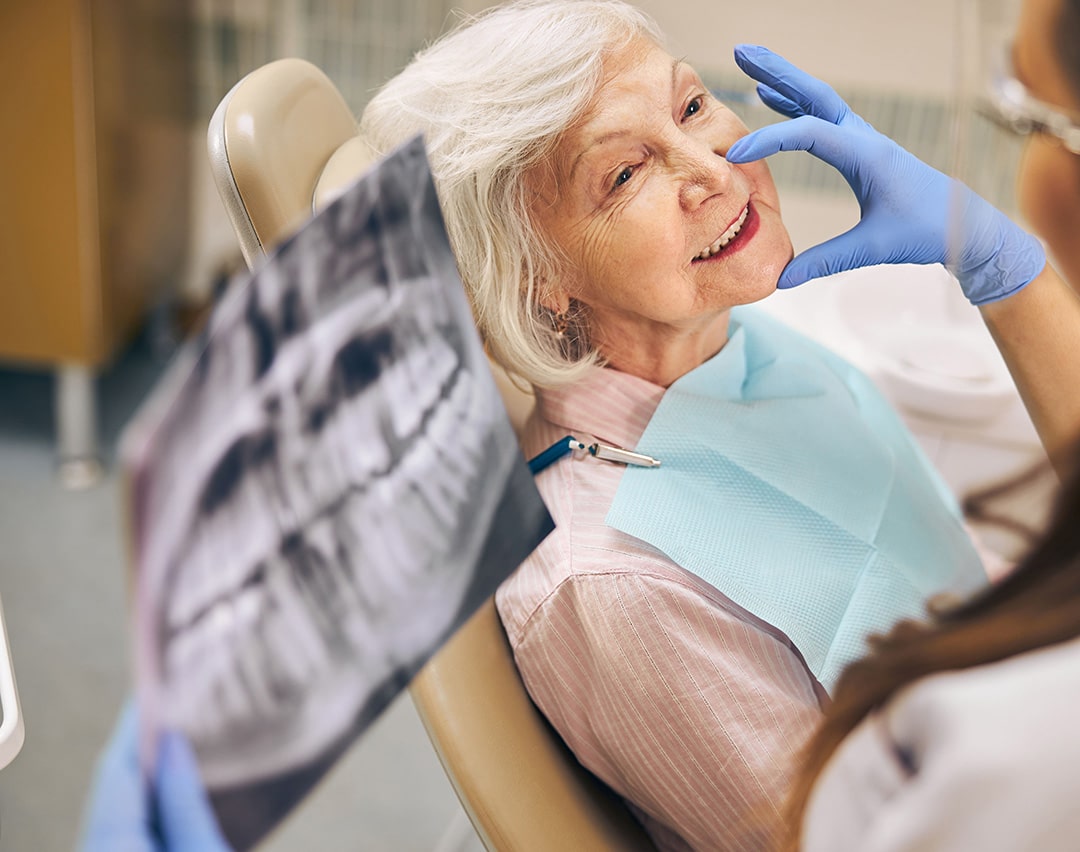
[313,135,537,433]
[313,135,379,212]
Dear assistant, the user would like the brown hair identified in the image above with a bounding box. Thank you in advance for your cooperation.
[781,440,1080,850]
[1056,0,1080,99]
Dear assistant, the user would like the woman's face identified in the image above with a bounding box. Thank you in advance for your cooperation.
[529,38,793,383]
[1015,0,1080,289]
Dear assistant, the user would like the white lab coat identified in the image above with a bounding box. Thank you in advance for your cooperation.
[802,634,1080,851]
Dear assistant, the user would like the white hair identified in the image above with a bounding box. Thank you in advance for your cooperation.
[360,0,664,389]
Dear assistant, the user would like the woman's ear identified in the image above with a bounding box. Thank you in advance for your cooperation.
[540,288,571,316]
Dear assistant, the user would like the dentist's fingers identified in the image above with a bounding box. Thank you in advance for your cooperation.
[725,115,860,177]
[78,700,156,852]
[156,731,233,851]
[728,46,1045,306]
[733,45,851,125]
[777,225,882,289]
[754,83,805,119]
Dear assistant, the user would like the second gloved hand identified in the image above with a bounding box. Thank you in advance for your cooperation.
[724,44,1046,306]
[80,701,232,852]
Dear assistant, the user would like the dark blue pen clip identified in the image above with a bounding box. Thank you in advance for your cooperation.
[528,435,586,475]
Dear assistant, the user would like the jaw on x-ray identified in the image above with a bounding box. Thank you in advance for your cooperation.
[122,136,553,849]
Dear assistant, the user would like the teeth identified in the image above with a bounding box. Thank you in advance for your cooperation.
[333,499,385,619]
[263,587,320,689]
[696,204,749,260]
[161,269,503,780]
[368,477,427,595]
[339,385,391,483]
[386,336,459,441]
[234,629,278,717]
[265,553,331,673]
[401,438,455,540]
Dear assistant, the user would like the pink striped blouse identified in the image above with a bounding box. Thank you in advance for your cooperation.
[495,366,828,852]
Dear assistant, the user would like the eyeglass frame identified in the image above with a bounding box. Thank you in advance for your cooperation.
[982,44,1080,155]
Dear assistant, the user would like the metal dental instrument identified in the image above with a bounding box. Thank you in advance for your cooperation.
[528,435,660,475]
[588,442,661,468]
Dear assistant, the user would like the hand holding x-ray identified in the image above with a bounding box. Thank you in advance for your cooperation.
[118,136,553,850]
[80,702,232,852]
[725,44,1046,305]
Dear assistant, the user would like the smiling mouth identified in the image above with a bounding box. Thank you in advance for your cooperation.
[693,203,751,261]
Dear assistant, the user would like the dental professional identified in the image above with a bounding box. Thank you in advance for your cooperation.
[722,0,1080,849]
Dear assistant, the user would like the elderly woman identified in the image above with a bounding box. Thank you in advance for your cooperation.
[360,1,985,849]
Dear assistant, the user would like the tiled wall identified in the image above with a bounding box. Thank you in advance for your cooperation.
[185,0,457,299]
[192,0,455,118]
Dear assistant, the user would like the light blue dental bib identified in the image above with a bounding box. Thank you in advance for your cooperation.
[606,308,987,693]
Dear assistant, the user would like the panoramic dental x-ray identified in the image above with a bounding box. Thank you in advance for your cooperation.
[121,136,554,849]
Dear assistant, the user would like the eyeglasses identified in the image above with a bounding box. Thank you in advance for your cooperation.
[981,45,1080,155]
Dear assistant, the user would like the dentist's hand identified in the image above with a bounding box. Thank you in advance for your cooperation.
[724,44,1046,305]
[80,701,232,852]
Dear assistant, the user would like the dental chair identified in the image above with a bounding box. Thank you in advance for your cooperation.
[207,58,656,851]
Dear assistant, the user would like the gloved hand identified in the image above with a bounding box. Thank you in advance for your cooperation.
[80,700,232,852]
[724,44,1046,305]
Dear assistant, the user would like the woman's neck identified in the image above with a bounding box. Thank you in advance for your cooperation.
[595,311,732,387]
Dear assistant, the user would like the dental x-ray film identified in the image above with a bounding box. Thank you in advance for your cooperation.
[121,135,554,850]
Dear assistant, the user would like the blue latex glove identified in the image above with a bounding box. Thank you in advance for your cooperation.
[724,44,1046,305]
[80,701,232,852]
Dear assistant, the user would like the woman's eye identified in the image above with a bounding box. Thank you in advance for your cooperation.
[683,95,704,119]
[613,166,634,189]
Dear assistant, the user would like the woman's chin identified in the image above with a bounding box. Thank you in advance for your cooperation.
[740,285,778,307]
[733,255,789,305]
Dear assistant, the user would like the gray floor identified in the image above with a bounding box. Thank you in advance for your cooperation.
[0,337,483,852]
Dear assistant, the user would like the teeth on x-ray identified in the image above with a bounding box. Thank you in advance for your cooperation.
[385,335,459,441]
[268,552,332,669]
[301,517,361,620]
[369,478,424,595]
[161,286,496,739]
[260,591,314,697]
[163,340,493,649]
[339,382,393,484]
[406,438,463,533]
[331,504,386,620]
[142,143,550,814]
[230,593,278,717]
[419,375,474,484]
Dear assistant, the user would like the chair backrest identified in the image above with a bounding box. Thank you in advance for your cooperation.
[411,600,657,850]
[207,58,364,268]
[207,59,652,850]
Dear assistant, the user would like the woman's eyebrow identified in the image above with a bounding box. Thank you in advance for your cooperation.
[568,130,631,182]
[672,57,686,92]
[567,58,693,183]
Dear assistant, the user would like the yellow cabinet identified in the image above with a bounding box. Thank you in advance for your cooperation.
[0,0,191,479]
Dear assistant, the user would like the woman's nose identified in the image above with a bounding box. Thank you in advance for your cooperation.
[676,141,735,209]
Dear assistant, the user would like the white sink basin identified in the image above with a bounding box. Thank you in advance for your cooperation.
[757,263,1036,443]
